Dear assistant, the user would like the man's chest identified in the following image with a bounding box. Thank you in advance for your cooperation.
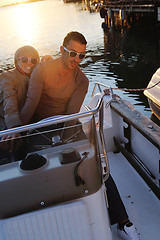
[43,73,76,99]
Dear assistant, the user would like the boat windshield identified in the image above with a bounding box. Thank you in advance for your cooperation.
[0,114,100,165]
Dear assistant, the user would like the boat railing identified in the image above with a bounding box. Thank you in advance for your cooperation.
[0,96,103,137]
[92,82,114,97]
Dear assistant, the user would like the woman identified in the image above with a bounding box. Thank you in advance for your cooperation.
[0,45,51,162]
[0,46,40,131]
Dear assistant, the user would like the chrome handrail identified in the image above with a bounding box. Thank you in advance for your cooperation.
[0,95,104,137]
[91,82,112,180]
[99,100,110,181]
[92,82,110,97]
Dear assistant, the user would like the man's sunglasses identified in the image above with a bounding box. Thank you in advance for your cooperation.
[63,46,86,60]
[18,56,39,65]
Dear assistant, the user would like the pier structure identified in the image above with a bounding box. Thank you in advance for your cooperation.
[100,0,160,29]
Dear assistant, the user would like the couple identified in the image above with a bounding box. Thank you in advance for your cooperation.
[0,31,88,156]
[0,31,88,134]
[0,31,140,240]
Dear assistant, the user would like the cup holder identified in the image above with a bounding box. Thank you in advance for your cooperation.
[20,153,47,171]
[59,148,81,164]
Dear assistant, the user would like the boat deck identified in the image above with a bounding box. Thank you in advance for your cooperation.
[108,152,160,240]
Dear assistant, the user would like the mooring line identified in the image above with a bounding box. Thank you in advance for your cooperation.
[111,80,160,92]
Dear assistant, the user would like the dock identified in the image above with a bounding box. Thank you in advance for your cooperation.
[100,0,160,29]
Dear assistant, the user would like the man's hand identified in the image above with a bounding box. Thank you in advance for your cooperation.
[0,133,22,152]
[41,55,53,62]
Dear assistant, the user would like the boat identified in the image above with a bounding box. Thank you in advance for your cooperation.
[144,68,160,121]
[0,82,160,239]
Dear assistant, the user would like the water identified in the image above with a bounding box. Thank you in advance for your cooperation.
[0,0,160,118]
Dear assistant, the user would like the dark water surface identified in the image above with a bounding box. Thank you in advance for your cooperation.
[0,0,160,118]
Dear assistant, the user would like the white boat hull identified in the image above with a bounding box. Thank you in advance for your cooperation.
[144,67,160,120]
[0,188,112,240]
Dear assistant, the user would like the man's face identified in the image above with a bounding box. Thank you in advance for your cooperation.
[61,40,86,70]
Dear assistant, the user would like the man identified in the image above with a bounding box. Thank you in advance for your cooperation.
[19,31,140,240]
[20,31,89,124]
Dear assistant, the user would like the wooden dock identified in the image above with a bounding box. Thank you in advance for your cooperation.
[102,0,156,12]
[100,0,160,29]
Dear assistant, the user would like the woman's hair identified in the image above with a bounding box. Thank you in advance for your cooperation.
[63,31,87,47]
[14,45,40,67]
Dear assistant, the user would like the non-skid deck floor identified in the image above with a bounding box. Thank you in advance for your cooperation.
[108,152,160,240]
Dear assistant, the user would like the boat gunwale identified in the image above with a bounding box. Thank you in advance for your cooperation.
[110,99,160,150]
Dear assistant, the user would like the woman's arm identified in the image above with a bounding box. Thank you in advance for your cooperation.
[0,73,22,129]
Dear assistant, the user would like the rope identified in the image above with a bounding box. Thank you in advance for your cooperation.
[112,87,144,92]
[111,80,160,92]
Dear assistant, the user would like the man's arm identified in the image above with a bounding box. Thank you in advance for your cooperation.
[20,64,44,125]
[66,70,89,114]
[61,70,89,142]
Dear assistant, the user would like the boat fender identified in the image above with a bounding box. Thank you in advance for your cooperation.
[20,153,47,171]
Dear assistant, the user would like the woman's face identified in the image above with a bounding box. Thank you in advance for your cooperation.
[17,56,39,74]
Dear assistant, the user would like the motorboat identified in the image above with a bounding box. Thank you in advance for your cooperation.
[0,82,160,240]
[144,68,160,121]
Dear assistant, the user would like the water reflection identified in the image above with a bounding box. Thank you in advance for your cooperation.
[0,0,44,8]
[102,27,160,113]
[13,4,38,43]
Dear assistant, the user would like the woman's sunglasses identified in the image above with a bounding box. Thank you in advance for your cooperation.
[63,46,86,60]
[18,56,39,65]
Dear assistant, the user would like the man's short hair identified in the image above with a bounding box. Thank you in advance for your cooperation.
[63,31,87,47]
